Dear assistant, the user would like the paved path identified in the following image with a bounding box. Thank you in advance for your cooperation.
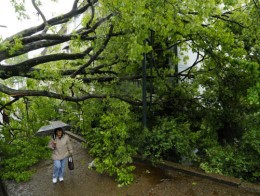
[3,139,260,196]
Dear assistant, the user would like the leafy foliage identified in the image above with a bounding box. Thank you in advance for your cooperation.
[139,118,199,164]
[200,133,260,182]
[0,136,50,182]
[83,99,137,186]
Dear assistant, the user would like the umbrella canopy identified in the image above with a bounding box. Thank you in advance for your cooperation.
[36,121,70,136]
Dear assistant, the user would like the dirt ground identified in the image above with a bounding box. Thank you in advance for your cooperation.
[3,139,259,196]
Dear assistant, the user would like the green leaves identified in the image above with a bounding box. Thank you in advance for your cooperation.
[84,98,136,185]
[140,117,199,164]
[10,0,29,20]
[7,36,23,55]
[0,137,50,182]
[247,82,260,105]
[200,141,260,182]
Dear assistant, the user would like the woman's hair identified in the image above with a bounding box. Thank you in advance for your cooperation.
[53,127,65,140]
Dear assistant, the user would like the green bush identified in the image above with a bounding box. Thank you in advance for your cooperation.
[84,99,137,186]
[140,117,200,164]
[200,133,259,182]
[200,145,244,176]
[0,137,51,182]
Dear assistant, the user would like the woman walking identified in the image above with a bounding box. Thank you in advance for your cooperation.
[49,127,73,184]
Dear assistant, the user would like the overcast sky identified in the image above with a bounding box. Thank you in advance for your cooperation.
[0,0,74,39]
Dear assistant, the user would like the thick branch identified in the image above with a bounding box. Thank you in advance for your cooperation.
[22,34,73,44]
[0,47,93,79]
[21,14,111,45]
[0,14,112,61]
[0,83,141,106]
[81,75,142,83]
[72,0,80,10]
[5,0,98,41]
[0,40,64,60]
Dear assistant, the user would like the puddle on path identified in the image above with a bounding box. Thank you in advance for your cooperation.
[133,162,173,185]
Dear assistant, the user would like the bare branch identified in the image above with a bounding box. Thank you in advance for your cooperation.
[0,97,21,111]
[211,15,245,28]
[179,51,205,81]
[31,0,49,33]
[80,13,114,36]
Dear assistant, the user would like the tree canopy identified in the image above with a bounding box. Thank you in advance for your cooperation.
[0,0,259,185]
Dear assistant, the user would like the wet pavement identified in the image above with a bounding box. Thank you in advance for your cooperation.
[2,139,260,196]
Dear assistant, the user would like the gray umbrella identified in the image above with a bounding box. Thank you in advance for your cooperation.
[36,121,70,136]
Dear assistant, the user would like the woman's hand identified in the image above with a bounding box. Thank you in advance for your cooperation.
[51,141,56,149]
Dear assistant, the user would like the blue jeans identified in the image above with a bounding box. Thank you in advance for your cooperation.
[53,158,67,179]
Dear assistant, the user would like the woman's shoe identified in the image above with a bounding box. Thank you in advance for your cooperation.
[52,178,57,184]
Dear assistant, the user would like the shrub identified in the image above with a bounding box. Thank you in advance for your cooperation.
[84,99,137,186]
[0,137,50,182]
[140,117,200,164]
